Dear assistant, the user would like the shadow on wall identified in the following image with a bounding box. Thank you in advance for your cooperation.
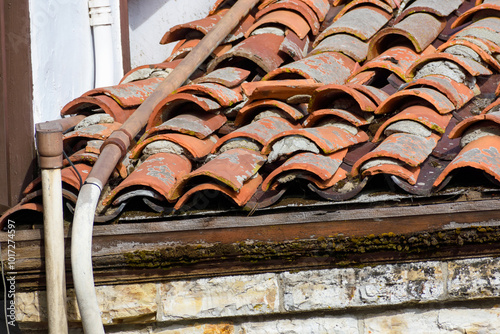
[128,0,172,30]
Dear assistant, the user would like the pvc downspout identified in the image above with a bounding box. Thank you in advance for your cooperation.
[36,121,75,334]
[71,1,260,332]
[89,0,114,88]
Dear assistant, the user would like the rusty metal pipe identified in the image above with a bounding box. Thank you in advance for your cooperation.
[89,0,260,185]
[71,1,260,332]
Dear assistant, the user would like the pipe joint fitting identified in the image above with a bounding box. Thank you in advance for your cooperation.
[36,122,64,169]
[89,0,112,26]
[100,129,132,160]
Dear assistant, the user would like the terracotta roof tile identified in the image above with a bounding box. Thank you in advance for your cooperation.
[18,0,500,223]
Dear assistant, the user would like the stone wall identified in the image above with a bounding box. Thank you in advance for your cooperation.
[15,256,500,333]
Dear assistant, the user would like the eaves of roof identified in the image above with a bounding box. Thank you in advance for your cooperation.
[3,0,500,283]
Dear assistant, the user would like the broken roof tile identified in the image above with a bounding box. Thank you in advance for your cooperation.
[60,95,135,124]
[263,52,356,84]
[280,30,311,61]
[349,46,421,82]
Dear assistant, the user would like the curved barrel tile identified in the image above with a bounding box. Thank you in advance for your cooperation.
[373,105,452,142]
[406,53,492,80]
[433,135,500,188]
[145,112,227,140]
[375,87,456,115]
[368,12,446,59]
[310,33,368,62]
[60,95,135,123]
[313,6,391,47]
[102,153,192,206]
[176,82,243,107]
[351,133,440,176]
[235,99,306,126]
[303,108,373,127]
[83,78,163,108]
[405,74,475,109]
[395,0,463,24]
[130,133,218,160]
[449,110,500,139]
[309,83,378,112]
[263,52,356,84]
[261,150,347,190]
[147,93,221,130]
[207,33,287,74]
[245,10,311,39]
[333,0,393,23]
[191,67,251,87]
[173,148,267,197]
[263,126,369,155]
[350,46,421,82]
[255,0,321,35]
[174,174,263,211]
[241,79,322,103]
[451,1,500,29]
[212,116,299,153]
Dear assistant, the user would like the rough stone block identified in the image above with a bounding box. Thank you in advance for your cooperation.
[15,283,157,325]
[154,323,235,334]
[158,273,279,321]
[363,309,440,333]
[448,257,500,299]
[238,316,359,334]
[281,261,445,311]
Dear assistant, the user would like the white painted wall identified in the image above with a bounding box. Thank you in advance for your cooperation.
[30,0,216,125]
[128,0,217,69]
[30,0,123,125]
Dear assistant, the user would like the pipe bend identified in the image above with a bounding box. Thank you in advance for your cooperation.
[71,181,104,334]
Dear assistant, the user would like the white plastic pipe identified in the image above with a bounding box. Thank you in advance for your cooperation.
[70,179,104,334]
[41,168,69,334]
[89,0,114,87]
